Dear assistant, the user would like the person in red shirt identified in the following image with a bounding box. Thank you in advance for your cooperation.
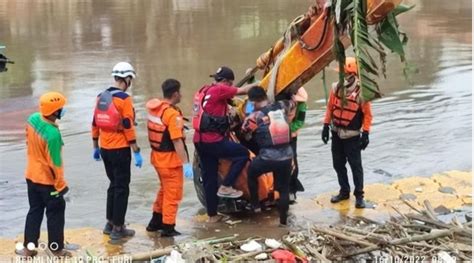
[193,66,259,223]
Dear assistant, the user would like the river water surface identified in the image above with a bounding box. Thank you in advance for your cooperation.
[0,0,471,239]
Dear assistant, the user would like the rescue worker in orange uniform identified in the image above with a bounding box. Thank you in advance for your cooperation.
[17,92,71,257]
[321,57,372,208]
[145,79,193,237]
[92,62,143,241]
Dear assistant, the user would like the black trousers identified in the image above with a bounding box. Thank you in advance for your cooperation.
[289,137,304,194]
[24,180,65,251]
[248,156,292,225]
[331,131,364,198]
[100,147,131,226]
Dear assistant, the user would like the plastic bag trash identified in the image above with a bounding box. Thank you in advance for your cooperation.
[225,220,242,225]
[151,256,167,263]
[164,249,185,263]
[64,243,80,251]
[271,249,296,263]
[240,240,263,252]
[265,238,281,249]
[255,253,268,260]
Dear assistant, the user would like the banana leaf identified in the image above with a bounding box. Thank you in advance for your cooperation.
[393,4,415,17]
[352,0,382,101]
[378,12,405,60]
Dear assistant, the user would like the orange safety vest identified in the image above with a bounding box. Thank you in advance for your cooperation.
[147,102,176,152]
[331,85,361,128]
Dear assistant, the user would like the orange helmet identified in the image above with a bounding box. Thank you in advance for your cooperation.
[39,92,67,116]
[344,57,358,74]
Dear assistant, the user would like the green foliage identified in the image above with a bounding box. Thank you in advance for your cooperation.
[331,0,414,102]
[352,0,383,101]
[393,4,416,17]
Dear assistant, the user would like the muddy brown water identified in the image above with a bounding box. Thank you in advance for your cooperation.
[0,0,471,243]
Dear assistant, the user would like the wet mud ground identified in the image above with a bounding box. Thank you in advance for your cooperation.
[0,170,470,259]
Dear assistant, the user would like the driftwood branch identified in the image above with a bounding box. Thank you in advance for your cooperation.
[228,249,274,261]
[423,200,438,221]
[130,247,174,261]
[126,235,238,261]
[304,244,330,262]
[343,228,461,258]
[312,226,376,247]
[402,199,423,214]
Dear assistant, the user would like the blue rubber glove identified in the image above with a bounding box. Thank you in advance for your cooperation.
[245,101,255,115]
[134,151,143,168]
[183,163,193,179]
[93,148,101,161]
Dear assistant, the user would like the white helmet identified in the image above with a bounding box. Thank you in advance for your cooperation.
[111,62,136,79]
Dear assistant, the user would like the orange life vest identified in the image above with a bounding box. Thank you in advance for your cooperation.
[331,84,362,128]
[147,102,176,152]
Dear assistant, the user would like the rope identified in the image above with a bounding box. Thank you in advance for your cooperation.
[267,8,330,102]
[297,8,330,51]
[267,15,305,103]
[322,68,329,106]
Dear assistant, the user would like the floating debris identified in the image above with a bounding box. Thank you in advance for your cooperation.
[119,201,471,262]
[225,219,242,226]
[373,169,393,177]
[240,240,263,252]
[255,253,268,260]
[400,193,417,201]
[265,238,281,249]
[434,205,451,215]
[466,212,472,222]
[439,186,456,194]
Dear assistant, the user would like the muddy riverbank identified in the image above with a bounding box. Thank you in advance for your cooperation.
[0,170,471,260]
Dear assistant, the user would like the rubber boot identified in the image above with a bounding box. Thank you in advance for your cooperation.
[355,197,366,208]
[330,193,350,203]
[146,212,163,232]
[160,224,181,237]
[103,221,113,235]
[110,225,135,240]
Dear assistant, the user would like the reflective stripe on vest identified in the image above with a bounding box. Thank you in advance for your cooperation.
[147,105,175,152]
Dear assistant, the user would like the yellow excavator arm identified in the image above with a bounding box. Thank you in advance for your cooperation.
[252,0,402,97]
